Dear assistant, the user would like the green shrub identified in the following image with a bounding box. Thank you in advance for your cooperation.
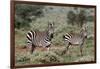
[15,4,44,29]
[15,54,30,65]
[30,51,64,64]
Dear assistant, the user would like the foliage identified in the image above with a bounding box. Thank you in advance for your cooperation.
[31,51,64,64]
[86,15,94,22]
[15,5,95,65]
[78,10,87,27]
[16,56,30,64]
[67,10,76,25]
[67,9,87,27]
[15,4,44,29]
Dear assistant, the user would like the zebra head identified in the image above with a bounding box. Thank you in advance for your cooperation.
[47,22,55,40]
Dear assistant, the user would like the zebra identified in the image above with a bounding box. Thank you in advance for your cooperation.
[26,22,54,54]
[62,24,87,56]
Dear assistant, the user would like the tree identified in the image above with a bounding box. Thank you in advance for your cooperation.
[15,4,44,29]
[78,10,87,27]
[67,10,76,25]
[67,9,87,27]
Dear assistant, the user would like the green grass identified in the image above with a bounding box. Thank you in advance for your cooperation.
[15,33,95,65]
[15,6,95,65]
[15,21,95,65]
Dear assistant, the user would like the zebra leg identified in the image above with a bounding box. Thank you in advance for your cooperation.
[66,43,71,55]
[47,47,50,51]
[62,43,70,55]
[30,45,35,54]
[46,45,51,51]
[80,44,84,56]
[80,39,85,56]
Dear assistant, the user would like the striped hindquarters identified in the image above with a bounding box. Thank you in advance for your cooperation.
[26,30,51,47]
[63,33,72,42]
[26,30,35,45]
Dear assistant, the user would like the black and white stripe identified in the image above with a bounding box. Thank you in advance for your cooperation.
[62,24,87,56]
[63,33,72,41]
[26,30,35,45]
[26,22,54,54]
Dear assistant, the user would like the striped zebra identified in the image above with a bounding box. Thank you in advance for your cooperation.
[62,24,87,56]
[26,22,54,54]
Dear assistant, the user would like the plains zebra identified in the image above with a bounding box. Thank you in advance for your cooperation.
[26,22,54,54]
[62,24,87,56]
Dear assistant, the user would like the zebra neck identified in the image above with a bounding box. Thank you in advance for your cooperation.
[46,30,53,41]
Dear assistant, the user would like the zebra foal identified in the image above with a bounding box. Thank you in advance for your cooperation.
[26,22,54,54]
[62,24,87,56]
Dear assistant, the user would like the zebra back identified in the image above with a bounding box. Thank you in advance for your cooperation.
[63,24,87,44]
[26,22,54,48]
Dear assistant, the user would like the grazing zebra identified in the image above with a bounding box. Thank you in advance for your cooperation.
[26,22,54,54]
[62,24,87,56]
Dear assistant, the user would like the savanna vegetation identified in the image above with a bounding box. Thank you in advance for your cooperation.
[15,4,95,66]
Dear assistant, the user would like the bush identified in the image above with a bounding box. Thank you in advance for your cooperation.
[67,9,87,27]
[15,4,44,29]
[67,10,76,25]
[15,54,30,65]
[78,10,87,27]
[30,51,64,64]
[86,15,94,22]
